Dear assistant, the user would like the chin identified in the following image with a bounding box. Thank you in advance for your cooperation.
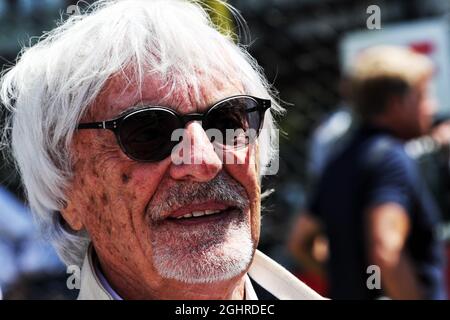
[150,207,254,284]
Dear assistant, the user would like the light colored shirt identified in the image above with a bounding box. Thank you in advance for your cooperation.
[78,245,325,300]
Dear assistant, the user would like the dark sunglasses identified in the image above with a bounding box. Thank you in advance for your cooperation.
[77,95,271,162]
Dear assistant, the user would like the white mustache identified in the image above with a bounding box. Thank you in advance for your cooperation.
[146,171,249,222]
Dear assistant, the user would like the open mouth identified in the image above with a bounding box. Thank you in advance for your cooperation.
[167,206,240,225]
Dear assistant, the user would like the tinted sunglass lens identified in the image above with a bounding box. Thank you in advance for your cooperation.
[119,110,180,161]
[205,97,261,149]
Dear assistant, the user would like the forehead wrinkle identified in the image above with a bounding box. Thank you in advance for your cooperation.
[91,71,246,121]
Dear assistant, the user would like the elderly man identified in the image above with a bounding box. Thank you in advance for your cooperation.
[1,0,322,300]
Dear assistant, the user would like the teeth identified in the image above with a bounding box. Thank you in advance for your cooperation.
[176,214,191,219]
[192,211,204,217]
[175,210,222,219]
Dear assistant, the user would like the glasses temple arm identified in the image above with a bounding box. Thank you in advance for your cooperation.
[77,120,117,130]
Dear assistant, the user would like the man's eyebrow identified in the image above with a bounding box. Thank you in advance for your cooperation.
[114,98,187,118]
[114,100,164,118]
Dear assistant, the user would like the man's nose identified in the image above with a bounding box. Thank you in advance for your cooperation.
[169,121,222,182]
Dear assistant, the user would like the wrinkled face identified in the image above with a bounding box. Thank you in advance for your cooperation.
[62,73,262,298]
[397,76,437,139]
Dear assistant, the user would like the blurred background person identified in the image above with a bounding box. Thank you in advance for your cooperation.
[289,46,447,300]
[297,76,450,297]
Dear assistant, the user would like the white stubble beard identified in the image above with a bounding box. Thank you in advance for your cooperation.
[150,209,254,284]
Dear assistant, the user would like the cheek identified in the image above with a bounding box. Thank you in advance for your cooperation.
[75,162,134,247]
[72,135,171,263]
[223,144,261,241]
[90,162,172,280]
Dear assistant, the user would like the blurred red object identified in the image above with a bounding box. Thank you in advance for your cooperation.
[409,41,435,55]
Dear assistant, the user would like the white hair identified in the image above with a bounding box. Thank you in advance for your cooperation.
[0,0,283,267]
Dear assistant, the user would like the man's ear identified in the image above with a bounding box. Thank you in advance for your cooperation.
[60,198,84,231]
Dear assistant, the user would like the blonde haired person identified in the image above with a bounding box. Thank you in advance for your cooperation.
[289,46,446,300]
